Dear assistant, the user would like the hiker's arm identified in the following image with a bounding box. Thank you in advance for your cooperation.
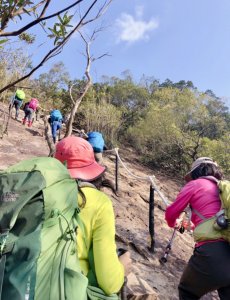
[165,181,195,227]
[93,198,124,295]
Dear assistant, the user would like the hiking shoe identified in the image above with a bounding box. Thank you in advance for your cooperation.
[28,121,32,127]
[22,118,26,125]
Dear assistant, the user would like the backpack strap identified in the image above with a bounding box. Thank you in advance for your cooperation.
[192,208,206,220]
[77,182,99,286]
[0,230,14,298]
[78,181,96,189]
[200,176,219,183]
[191,177,225,220]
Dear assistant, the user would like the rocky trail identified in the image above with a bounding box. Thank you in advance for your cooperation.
[0,105,218,299]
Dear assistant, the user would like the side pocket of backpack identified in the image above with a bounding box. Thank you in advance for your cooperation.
[87,285,120,300]
[62,239,88,300]
[64,267,88,300]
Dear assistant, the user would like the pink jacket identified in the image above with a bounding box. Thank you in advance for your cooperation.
[165,178,221,228]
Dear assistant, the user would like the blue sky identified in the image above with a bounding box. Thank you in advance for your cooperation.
[16,0,230,100]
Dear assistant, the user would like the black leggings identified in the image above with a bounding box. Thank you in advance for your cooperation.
[179,241,230,299]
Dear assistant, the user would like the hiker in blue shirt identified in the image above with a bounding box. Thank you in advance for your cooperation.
[87,131,107,165]
[49,109,63,144]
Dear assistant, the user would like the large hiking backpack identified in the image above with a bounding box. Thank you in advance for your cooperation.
[0,157,88,300]
[50,110,62,122]
[28,98,38,110]
[87,132,105,153]
[15,90,25,100]
[193,176,230,243]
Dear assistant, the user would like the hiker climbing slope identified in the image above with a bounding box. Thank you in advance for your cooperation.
[22,98,39,127]
[55,136,132,297]
[87,131,107,165]
[165,157,230,299]
[9,89,25,120]
[49,109,63,143]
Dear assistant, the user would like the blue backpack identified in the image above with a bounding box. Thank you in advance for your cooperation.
[87,132,105,153]
[50,110,62,122]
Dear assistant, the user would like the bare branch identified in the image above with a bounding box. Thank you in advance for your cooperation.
[81,0,113,26]
[15,1,47,17]
[65,22,111,137]
[0,0,99,94]
[0,0,84,36]
[93,52,110,61]
[69,83,77,105]
[38,0,52,19]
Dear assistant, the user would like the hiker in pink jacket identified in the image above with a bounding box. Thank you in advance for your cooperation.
[165,157,230,300]
[22,98,39,127]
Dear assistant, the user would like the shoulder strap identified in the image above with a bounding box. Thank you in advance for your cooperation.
[78,181,97,189]
[191,176,224,220]
[200,176,219,184]
[192,208,206,220]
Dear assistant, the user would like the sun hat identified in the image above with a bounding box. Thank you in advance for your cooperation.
[54,136,106,181]
[184,157,218,181]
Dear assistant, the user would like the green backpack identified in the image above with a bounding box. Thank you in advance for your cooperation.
[15,89,25,100]
[193,176,230,243]
[0,157,88,300]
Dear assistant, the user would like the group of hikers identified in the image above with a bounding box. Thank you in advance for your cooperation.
[6,89,230,299]
[9,90,107,157]
[9,89,40,127]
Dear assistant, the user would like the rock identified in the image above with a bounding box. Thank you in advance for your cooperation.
[127,272,158,299]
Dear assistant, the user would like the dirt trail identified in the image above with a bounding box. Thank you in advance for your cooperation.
[0,105,218,299]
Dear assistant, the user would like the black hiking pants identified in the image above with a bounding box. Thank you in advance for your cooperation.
[179,241,230,300]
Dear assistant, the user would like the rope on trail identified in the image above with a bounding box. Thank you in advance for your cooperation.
[113,148,169,207]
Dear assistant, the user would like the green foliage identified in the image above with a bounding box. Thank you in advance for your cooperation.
[199,136,230,176]
[0,39,8,47]
[69,84,123,147]
[73,75,230,177]
[78,99,122,147]
[0,50,229,179]
[32,62,70,110]
[0,46,33,101]
[48,13,73,45]
[126,85,230,176]
[19,33,35,44]
[0,0,34,28]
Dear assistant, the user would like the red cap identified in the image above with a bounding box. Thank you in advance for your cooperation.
[54,136,106,181]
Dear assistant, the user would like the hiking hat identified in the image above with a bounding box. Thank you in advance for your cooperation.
[54,136,106,181]
[184,157,218,181]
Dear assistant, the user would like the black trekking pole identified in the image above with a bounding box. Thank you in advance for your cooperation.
[117,248,128,300]
[149,184,155,253]
[115,153,119,192]
[159,226,184,264]
[120,276,127,300]
[159,228,176,264]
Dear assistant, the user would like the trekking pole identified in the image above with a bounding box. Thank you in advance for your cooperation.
[159,226,184,264]
[149,184,155,253]
[115,152,119,192]
[120,277,127,300]
[117,248,128,300]
[159,228,176,264]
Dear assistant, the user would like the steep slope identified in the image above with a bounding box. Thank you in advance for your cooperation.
[0,105,218,299]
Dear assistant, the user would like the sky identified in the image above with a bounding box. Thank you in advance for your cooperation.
[9,0,230,100]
